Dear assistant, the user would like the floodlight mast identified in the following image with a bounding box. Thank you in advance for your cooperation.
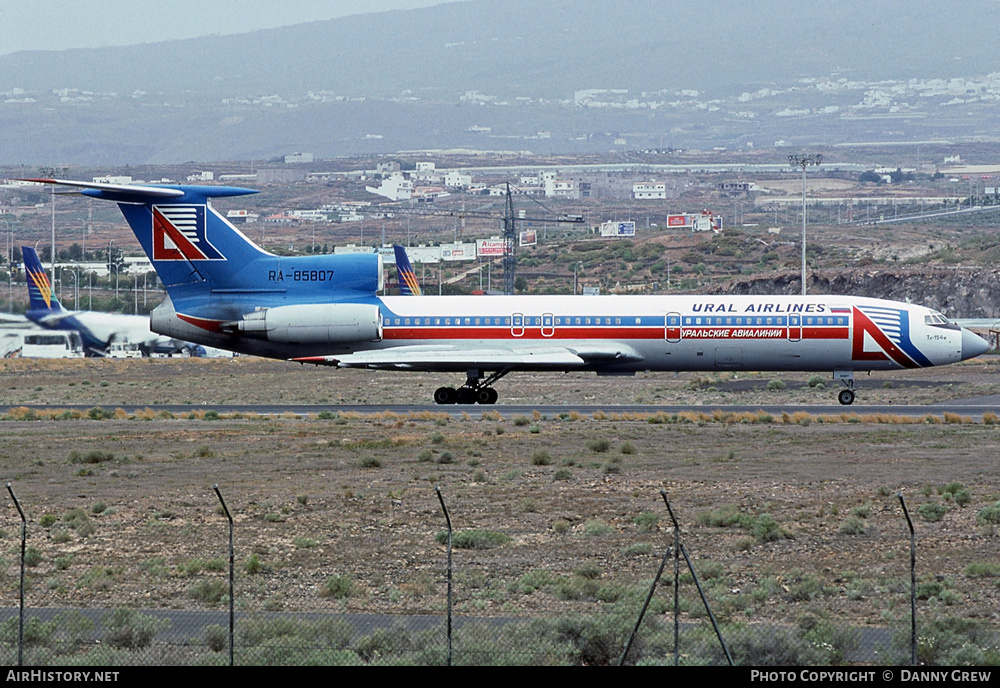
[788,153,822,295]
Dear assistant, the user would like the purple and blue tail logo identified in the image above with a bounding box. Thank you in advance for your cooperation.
[152,205,225,261]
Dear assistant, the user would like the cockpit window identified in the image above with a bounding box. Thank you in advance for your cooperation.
[925,312,959,330]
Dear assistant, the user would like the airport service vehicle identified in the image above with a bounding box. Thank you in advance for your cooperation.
[24,179,990,405]
[13,331,86,359]
[106,340,143,359]
[22,245,178,356]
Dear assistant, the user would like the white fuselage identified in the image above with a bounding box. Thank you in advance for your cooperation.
[156,292,972,375]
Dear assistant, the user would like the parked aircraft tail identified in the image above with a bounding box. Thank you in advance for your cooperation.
[22,245,63,314]
[393,245,422,296]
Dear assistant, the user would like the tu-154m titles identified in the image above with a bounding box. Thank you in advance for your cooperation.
[24,179,989,405]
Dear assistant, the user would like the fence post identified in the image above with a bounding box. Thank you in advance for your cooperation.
[435,486,453,666]
[679,543,733,666]
[662,490,681,666]
[214,484,234,668]
[618,535,672,665]
[898,493,916,666]
[5,483,25,667]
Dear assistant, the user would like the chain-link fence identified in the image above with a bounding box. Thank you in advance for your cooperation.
[3,485,999,666]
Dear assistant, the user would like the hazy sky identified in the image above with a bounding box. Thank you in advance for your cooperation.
[0,0,451,55]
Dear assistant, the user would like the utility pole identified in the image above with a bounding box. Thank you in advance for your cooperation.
[788,154,822,295]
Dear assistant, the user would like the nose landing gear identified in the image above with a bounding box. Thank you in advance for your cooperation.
[835,371,855,405]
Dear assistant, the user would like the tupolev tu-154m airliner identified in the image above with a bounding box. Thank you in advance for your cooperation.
[25,178,990,405]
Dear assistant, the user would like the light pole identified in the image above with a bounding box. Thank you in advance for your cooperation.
[1,220,11,307]
[788,153,822,295]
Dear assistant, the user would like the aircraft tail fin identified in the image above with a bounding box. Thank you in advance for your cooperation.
[21,179,382,326]
[22,246,63,314]
[22,178,268,301]
[394,245,422,296]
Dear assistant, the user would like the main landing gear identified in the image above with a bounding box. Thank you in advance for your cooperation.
[834,371,855,406]
[434,368,510,405]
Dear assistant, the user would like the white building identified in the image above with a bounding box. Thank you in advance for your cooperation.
[444,172,473,189]
[633,182,667,200]
[545,179,579,199]
[366,173,413,201]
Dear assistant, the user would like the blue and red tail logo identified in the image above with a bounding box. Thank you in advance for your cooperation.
[152,205,226,261]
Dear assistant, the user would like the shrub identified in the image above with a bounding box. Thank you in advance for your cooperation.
[806,374,826,388]
[24,547,42,567]
[552,519,571,534]
[587,438,611,453]
[751,514,789,542]
[918,502,948,522]
[965,562,1000,577]
[188,580,229,605]
[622,543,653,557]
[103,608,169,649]
[87,407,114,420]
[941,482,971,507]
[244,553,264,574]
[976,501,1000,525]
[583,520,612,537]
[69,450,114,464]
[838,516,866,535]
[205,624,228,652]
[435,529,511,550]
[320,574,356,599]
[766,379,786,391]
[531,450,553,466]
[633,511,659,533]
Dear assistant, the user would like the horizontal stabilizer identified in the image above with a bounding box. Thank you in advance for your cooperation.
[20,178,257,204]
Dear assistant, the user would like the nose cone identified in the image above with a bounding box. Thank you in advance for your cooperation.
[961,328,990,361]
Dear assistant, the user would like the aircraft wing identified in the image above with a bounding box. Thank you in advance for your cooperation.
[293,343,642,371]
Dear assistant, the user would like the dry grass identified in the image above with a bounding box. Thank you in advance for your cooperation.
[2,356,1000,629]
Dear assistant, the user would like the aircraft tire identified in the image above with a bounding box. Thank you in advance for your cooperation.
[485,387,499,405]
[476,387,497,405]
[456,387,476,404]
[434,387,457,404]
[838,389,855,406]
